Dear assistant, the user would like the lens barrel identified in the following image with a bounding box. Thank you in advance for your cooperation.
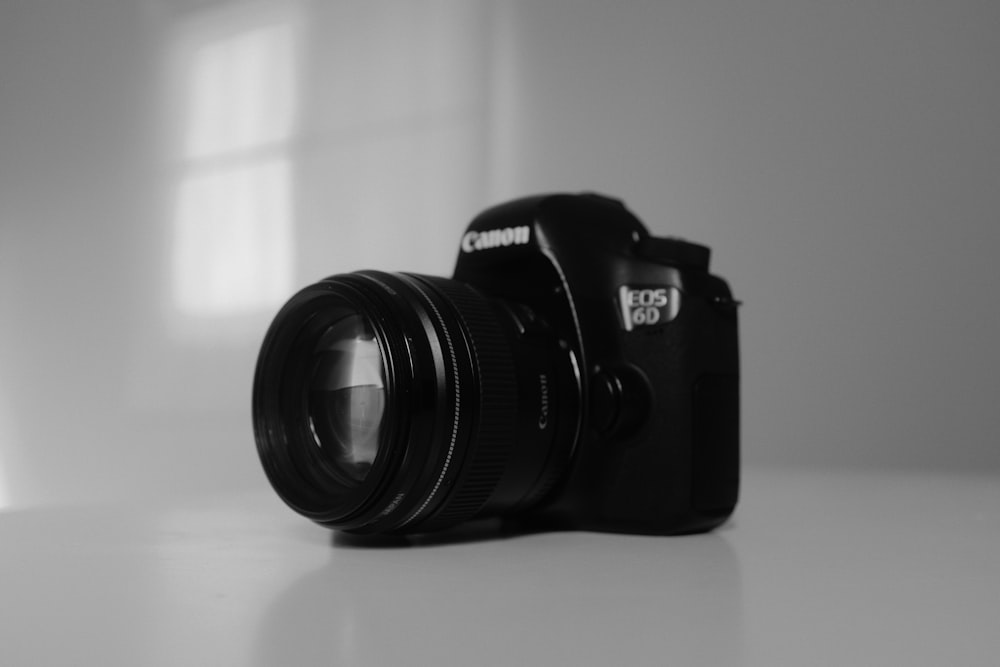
[253,271,579,534]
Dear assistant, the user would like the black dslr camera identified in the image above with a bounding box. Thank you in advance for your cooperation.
[253,193,740,535]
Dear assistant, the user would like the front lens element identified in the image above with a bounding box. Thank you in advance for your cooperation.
[307,315,385,487]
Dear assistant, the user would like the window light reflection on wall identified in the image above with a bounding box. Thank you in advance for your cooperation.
[171,4,297,319]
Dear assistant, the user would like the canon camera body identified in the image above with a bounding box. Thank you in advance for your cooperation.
[253,193,740,535]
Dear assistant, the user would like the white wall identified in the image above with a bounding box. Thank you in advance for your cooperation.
[0,0,494,507]
[1,0,998,508]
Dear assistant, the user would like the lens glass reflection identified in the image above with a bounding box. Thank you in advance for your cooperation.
[307,314,385,487]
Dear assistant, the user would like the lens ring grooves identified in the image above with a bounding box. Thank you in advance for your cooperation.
[390,275,465,528]
[406,275,517,531]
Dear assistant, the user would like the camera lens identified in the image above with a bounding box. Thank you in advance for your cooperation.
[253,271,579,534]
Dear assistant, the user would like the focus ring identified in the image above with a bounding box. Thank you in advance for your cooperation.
[411,275,517,530]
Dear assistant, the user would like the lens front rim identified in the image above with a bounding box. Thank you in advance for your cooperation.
[253,282,403,526]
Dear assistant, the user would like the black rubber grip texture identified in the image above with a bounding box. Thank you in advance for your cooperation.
[414,276,517,530]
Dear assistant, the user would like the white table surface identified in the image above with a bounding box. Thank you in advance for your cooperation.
[2,465,998,666]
